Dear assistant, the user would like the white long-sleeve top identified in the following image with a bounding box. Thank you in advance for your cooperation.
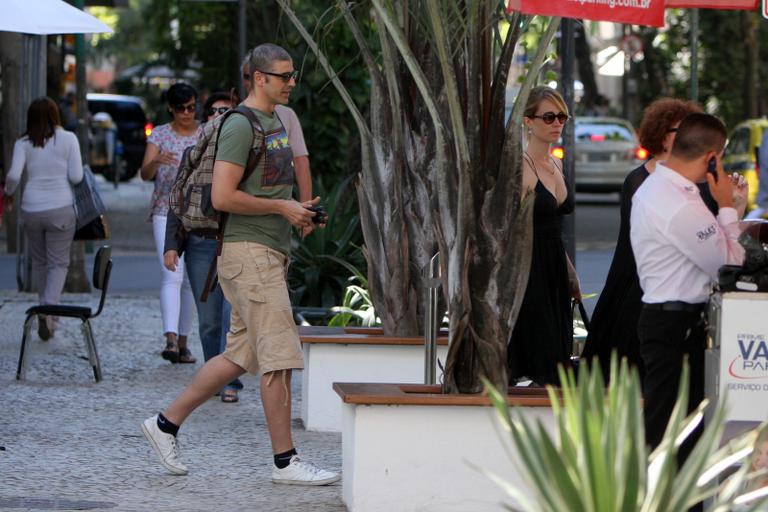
[4,127,84,212]
[630,163,745,304]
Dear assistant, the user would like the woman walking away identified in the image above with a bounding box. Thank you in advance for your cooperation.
[141,83,200,364]
[4,97,84,340]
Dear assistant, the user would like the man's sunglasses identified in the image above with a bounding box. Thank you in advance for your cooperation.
[256,69,299,83]
[172,103,196,113]
[530,112,569,124]
[206,106,229,117]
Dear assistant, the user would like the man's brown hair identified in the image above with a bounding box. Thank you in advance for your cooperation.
[670,113,727,161]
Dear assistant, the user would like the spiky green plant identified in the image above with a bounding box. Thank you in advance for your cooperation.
[482,356,768,512]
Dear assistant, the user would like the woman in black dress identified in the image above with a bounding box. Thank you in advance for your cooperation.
[508,86,581,386]
[581,98,704,380]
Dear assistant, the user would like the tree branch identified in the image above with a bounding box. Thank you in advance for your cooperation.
[335,0,384,91]
[485,12,522,172]
[370,0,453,243]
[424,0,472,304]
[276,0,371,144]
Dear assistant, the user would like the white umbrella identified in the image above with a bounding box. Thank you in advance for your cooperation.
[0,0,113,35]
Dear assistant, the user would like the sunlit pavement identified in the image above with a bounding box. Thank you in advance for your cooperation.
[0,291,344,511]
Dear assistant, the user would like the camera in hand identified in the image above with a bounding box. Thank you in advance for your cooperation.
[307,204,328,225]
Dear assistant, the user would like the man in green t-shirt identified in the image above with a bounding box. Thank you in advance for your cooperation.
[141,43,339,486]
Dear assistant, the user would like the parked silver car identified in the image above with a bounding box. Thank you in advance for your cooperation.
[553,117,647,193]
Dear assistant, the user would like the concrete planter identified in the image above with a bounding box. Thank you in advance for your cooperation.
[299,327,448,432]
[334,383,555,512]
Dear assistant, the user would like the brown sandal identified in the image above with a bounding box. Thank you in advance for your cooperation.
[161,339,180,363]
[178,347,196,364]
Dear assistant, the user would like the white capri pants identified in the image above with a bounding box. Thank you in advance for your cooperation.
[152,214,195,336]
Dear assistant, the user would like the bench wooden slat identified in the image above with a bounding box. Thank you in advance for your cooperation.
[333,382,556,407]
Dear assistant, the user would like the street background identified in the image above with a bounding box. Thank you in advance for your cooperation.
[0,175,620,305]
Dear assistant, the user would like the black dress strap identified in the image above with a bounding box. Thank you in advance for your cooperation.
[523,152,541,182]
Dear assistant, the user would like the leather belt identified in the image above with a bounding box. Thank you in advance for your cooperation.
[643,301,706,313]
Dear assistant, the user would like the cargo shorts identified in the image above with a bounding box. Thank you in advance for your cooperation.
[217,241,303,375]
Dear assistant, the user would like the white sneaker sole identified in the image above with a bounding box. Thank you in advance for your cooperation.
[140,422,188,476]
[272,474,341,486]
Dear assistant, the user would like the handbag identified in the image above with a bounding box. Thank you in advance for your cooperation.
[74,214,110,241]
[571,299,591,358]
[74,165,106,229]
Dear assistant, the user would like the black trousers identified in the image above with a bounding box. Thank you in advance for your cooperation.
[637,308,706,461]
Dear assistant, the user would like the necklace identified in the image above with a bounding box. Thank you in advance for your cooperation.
[524,150,556,175]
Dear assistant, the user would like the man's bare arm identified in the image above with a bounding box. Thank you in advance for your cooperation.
[211,160,317,228]
[294,155,312,203]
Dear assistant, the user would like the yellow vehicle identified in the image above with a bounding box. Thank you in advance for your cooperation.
[722,118,768,212]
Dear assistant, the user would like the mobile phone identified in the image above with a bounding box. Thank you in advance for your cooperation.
[707,157,718,182]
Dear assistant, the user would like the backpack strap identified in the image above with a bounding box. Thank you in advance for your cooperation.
[199,104,267,302]
[211,104,266,183]
[233,104,267,182]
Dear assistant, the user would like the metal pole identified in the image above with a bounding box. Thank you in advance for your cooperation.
[238,0,247,99]
[74,0,89,163]
[621,25,629,119]
[560,18,576,263]
[423,253,441,385]
[690,9,699,101]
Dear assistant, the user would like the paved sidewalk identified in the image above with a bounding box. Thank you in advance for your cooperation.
[0,291,344,512]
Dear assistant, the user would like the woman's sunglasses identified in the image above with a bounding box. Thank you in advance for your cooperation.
[531,112,569,125]
[206,106,229,117]
[172,103,196,114]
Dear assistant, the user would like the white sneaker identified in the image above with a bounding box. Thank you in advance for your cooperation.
[272,455,340,486]
[140,415,188,475]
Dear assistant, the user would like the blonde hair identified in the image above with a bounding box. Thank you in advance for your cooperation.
[524,86,568,118]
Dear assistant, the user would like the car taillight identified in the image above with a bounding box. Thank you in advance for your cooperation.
[551,146,564,159]
[590,134,606,142]
[636,147,649,160]
[144,122,153,138]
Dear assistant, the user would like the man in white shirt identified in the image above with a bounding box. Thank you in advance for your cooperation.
[631,113,745,460]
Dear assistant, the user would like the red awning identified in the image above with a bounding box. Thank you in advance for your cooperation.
[507,0,757,27]
[666,0,757,8]
[507,0,665,27]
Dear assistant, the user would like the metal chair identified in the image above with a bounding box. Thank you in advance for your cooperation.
[16,245,113,382]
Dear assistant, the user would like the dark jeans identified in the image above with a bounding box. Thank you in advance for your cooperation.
[638,307,705,462]
[185,234,242,391]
